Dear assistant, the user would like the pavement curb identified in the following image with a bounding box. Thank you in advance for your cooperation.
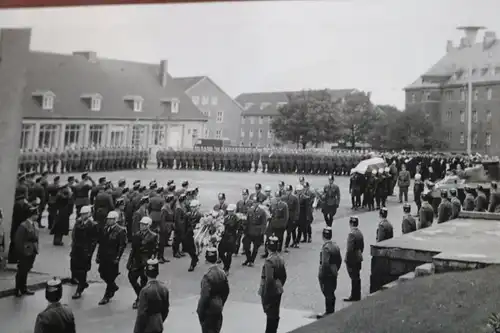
[0,277,101,299]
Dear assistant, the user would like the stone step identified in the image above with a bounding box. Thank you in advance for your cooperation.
[415,263,435,277]
[380,280,399,290]
[398,271,416,283]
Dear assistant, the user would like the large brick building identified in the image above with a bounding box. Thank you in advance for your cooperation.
[235,89,357,147]
[404,29,500,155]
[19,50,210,157]
[173,76,243,145]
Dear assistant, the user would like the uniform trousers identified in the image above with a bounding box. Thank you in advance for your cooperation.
[98,262,120,297]
[399,186,409,202]
[242,234,263,263]
[16,254,36,292]
[158,223,174,259]
[322,206,337,227]
[70,257,90,292]
[284,220,297,248]
[199,313,223,333]
[47,206,57,229]
[128,267,147,296]
[262,294,282,333]
[319,275,337,314]
[174,232,198,266]
[218,241,234,271]
[346,263,362,300]
[295,218,308,244]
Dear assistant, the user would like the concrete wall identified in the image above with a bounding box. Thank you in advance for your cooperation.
[0,29,32,266]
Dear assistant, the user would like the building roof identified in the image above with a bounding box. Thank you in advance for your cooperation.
[235,89,356,116]
[172,76,205,92]
[23,51,207,121]
[405,31,500,90]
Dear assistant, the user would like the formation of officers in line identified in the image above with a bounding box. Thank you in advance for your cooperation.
[18,146,150,174]
[10,167,371,333]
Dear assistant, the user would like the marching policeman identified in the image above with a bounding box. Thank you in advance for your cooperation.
[450,188,462,218]
[317,226,341,318]
[321,175,341,227]
[14,204,40,297]
[344,216,363,302]
[158,194,175,263]
[127,216,159,309]
[242,201,267,267]
[96,211,127,305]
[419,194,434,229]
[376,208,393,242]
[70,205,99,299]
[235,189,253,255]
[133,259,170,333]
[282,185,299,252]
[437,190,453,223]
[401,203,417,234]
[34,278,76,333]
[197,247,230,333]
[258,235,287,333]
[264,192,288,256]
[218,204,239,275]
[185,200,202,272]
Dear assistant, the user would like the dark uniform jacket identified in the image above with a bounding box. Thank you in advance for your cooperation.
[174,203,187,236]
[127,229,159,271]
[322,184,341,209]
[488,191,500,213]
[15,219,39,257]
[282,193,299,222]
[47,183,59,207]
[160,204,175,226]
[133,206,148,236]
[250,191,267,204]
[94,191,115,224]
[402,215,417,234]
[134,280,170,333]
[197,265,230,320]
[463,194,475,211]
[244,205,267,237]
[419,202,434,229]
[376,219,393,242]
[73,181,92,207]
[236,199,253,214]
[437,200,453,223]
[474,193,488,212]
[259,253,287,301]
[33,183,46,205]
[220,214,239,250]
[318,241,342,279]
[451,197,462,218]
[345,227,364,266]
[97,223,127,264]
[269,201,289,230]
[213,202,228,214]
[148,196,165,223]
[397,170,411,188]
[70,217,98,270]
[34,302,76,333]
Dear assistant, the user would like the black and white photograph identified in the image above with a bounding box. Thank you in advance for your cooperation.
[1,0,500,332]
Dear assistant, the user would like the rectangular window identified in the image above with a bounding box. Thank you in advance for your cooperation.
[152,124,165,146]
[268,130,272,139]
[446,110,452,120]
[445,91,452,100]
[460,110,465,123]
[192,128,199,141]
[216,111,223,123]
[249,129,254,138]
[42,95,54,110]
[487,88,493,100]
[460,132,465,144]
[64,124,83,147]
[473,132,478,145]
[110,125,126,147]
[461,89,466,101]
[259,116,264,125]
[131,124,146,147]
[88,124,104,146]
[192,96,199,105]
[244,102,253,110]
[202,96,209,105]
[241,117,245,125]
[38,124,58,149]
[91,97,101,111]
[240,129,245,138]
[215,129,222,139]
[472,110,478,123]
[446,131,452,141]
[487,110,492,123]
[486,133,492,146]
[20,124,34,149]
[250,117,255,125]
[474,89,479,100]
[258,129,263,139]
[211,96,218,105]
[133,100,143,112]
[411,93,415,103]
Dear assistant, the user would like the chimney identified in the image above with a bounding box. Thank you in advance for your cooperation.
[73,51,97,63]
[457,26,486,48]
[159,60,168,87]
[483,31,496,50]
[446,40,454,52]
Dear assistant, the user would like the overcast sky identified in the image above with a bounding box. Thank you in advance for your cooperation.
[0,0,498,108]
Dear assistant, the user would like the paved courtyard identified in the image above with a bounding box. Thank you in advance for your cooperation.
[0,169,410,332]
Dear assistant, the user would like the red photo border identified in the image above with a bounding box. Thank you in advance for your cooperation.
[0,0,243,9]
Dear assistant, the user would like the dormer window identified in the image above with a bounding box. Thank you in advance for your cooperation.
[124,95,144,112]
[276,102,287,108]
[81,93,102,112]
[160,98,179,114]
[260,102,271,110]
[32,90,55,111]
[244,102,254,110]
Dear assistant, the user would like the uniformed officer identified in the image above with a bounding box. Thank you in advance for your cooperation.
[317,226,342,318]
[34,278,76,333]
[14,204,39,297]
[437,190,453,223]
[96,211,127,305]
[450,188,462,218]
[376,208,393,242]
[213,193,228,214]
[127,216,159,309]
[463,186,475,211]
[401,203,417,234]
[242,201,267,267]
[344,216,363,302]
[133,258,170,333]
[218,204,239,274]
[185,199,202,272]
[474,185,488,212]
[321,175,341,227]
[197,247,230,333]
[258,235,287,333]
[70,205,99,299]
[419,194,434,229]
[265,192,288,255]
[282,185,299,252]
[158,194,175,263]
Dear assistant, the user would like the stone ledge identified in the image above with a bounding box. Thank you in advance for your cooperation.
[458,211,500,220]
[371,246,439,262]
[380,280,399,291]
[415,263,435,277]
[398,271,416,283]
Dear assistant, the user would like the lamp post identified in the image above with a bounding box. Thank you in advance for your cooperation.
[457,26,485,156]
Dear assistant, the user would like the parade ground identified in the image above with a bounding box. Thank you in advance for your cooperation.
[0,169,410,333]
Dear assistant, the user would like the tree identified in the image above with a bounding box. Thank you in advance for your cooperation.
[338,91,379,148]
[271,90,341,148]
[367,104,402,149]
